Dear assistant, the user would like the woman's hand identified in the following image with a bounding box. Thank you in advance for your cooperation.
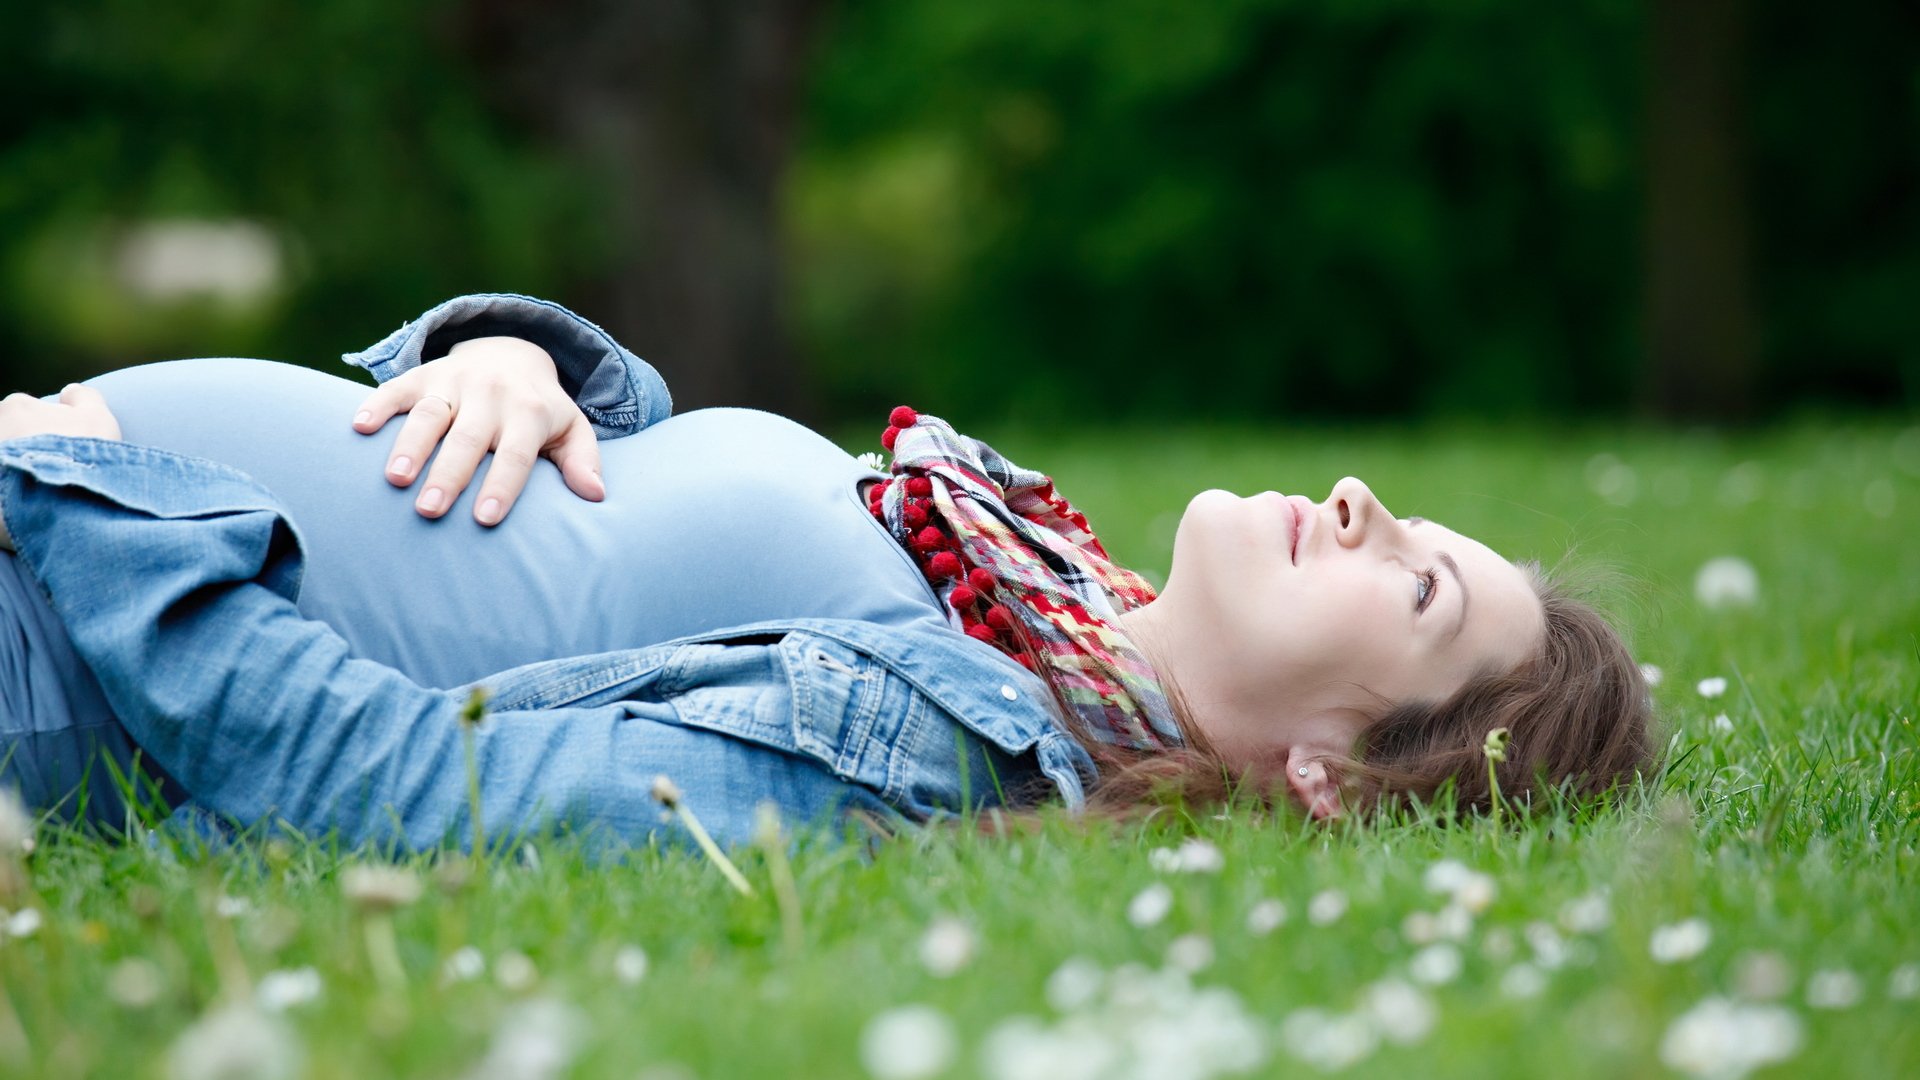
[351,336,605,525]
[0,384,122,443]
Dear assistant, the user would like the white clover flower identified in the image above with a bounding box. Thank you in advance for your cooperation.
[1804,969,1862,1010]
[612,945,649,986]
[465,997,588,1080]
[1360,978,1436,1045]
[997,967,1268,1080]
[1148,838,1224,875]
[1889,963,1920,1000]
[1307,889,1348,926]
[1245,898,1287,936]
[1402,910,1439,946]
[1422,859,1472,895]
[442,946,486,984]
[0,786,33,856]
[1409,943,1463,985]
[1585,454,1639,507]
[6,908,42,938]
[981,1016,1115,1080]
[1105,962,1190,1013]
[340,864,423,912]
[495,950,538,992]
[1559,891,1613,934]
[1127,883,1173,928]
[1650,918,1713,964]
[1279,1008,1379,1071]
[918,917,976,978]
[1045,957,1104,1014]
[255,967,322,1013]
[1712,714,1734,734]
[1164,933,1214,974]
[860,1005,956,1080]
[1696,677,1728,700]
[1694,557,1760,609]
[1434,903,1474,942]
[649,775,684,807]
[1732,951,1793,1000]
[1659,997,1802,1079]
[1640,663,1665,687]
[1421,859,1494,914]
[107,957,164,1009]
[1525,921,1569,970]
[214,894,254,920]
[1453,873,1497,914]
[167,1005,302,1080]
[1501,963,1547,999]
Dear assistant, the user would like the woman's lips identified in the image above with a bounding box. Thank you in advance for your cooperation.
[1285,494,1313,564]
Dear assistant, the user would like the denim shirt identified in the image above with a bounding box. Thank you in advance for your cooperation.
[0,296,1097,853]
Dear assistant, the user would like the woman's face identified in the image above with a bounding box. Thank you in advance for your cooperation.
[1152,476,1543,762]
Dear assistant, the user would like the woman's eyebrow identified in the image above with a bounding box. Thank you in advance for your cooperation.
[1438,551,1468,641]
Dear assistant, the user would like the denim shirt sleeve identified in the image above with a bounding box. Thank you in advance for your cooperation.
[340,293,673,438]
[0,435,719,852]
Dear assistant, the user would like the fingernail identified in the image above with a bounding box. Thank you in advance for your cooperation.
[478,498,501,524]
[419,488,445,514]
[389,456,412,477]
[354,410,372,427]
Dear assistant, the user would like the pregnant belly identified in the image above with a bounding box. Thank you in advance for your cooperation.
[84,359,936,688]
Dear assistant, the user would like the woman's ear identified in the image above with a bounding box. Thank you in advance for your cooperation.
[1284,746,1345,821]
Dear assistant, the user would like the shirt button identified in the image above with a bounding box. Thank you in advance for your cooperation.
[1000,685,1018,701]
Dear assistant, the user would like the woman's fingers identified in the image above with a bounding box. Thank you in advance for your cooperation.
[546,414,606,502]
[380,394,457,489]
[414,406,497,518]
[57,383,122,439]
[352,377,416,434]
[470,406,549,525]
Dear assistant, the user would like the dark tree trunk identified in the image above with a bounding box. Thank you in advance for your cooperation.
[1643,0,1756,419]
[459,0,825,417]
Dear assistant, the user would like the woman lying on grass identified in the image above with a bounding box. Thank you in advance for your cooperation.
[0,294,1657,851]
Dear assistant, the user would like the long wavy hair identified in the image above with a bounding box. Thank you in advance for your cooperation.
[1038,563,1662,822]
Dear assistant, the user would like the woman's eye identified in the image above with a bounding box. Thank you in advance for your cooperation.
[1414,568,1437,612]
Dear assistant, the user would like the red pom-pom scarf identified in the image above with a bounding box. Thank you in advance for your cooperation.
[868,407,1182,752]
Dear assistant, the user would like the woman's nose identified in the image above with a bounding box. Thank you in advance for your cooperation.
[1327,476,1392,549]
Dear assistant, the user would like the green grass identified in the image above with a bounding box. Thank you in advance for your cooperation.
[4,418,1918,1079]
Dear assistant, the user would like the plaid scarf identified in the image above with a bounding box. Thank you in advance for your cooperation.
[873,412,1184,752]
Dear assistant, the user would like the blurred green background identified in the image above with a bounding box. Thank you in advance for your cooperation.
[2,0,1913,425]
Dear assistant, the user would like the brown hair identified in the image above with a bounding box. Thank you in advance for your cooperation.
[1038,563,1662,823]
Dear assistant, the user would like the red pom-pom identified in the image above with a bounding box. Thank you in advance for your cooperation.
[948,585,978,610]
[928,551,963,579]
[903,503,928,528]
[966,624,999,644]
[1014,652,1035,670]
[913,526,946,551]
[867,481,886,505]
[869,502,885,520]
[984,604,1014,631]
[880,426,899,451]
[889,405,919,428]
[905,476,933,497]
[967,568,997,593]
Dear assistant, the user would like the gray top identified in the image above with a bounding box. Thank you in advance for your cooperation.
[82,357,957,688]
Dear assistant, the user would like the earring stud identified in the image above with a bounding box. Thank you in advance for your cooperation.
[1296,766,1309,777]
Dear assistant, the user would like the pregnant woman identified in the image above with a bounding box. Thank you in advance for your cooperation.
[0,295,1657,851]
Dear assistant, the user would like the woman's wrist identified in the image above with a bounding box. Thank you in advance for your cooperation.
[444,335,558,379]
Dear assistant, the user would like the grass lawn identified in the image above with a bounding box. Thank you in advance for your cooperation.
[2,417,1916,1079]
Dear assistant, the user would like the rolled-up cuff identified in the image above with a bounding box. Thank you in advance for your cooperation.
[341,293,673,438]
